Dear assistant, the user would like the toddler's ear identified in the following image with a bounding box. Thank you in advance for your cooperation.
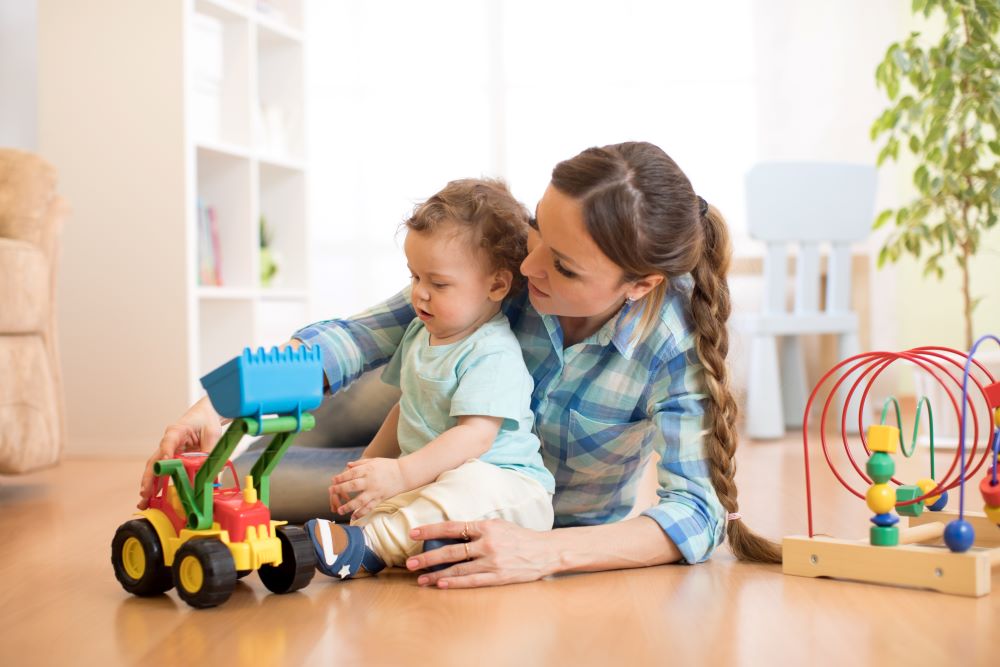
[488,269,513,301]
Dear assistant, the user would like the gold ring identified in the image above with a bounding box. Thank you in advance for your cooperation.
[464,542,471,560]
[461,522,470,541]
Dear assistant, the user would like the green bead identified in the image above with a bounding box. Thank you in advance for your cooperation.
[870,524,899,547]
[866,452,895,483]
[895,484,925,517]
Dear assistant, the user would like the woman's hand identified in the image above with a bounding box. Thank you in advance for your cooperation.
[137,396,225,509]
[405,519,560,588]
[329,458,408,519]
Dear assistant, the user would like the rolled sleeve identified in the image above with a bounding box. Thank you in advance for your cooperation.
[293,287,415,393]
[640,343,725,564]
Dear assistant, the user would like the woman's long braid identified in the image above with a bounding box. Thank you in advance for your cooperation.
[552,141,782,564]
[690,204,782,564]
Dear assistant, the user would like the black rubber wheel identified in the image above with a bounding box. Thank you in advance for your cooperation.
[258,525,316,594]
[172,539,237,609]
[111,519,174,596]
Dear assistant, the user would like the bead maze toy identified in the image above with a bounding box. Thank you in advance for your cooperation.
[111,346,323,608]
[783,337,1000,596]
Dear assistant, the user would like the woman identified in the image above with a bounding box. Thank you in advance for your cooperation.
[139,141,780,588]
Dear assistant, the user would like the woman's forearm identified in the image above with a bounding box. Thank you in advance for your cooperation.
[544,515,682,575]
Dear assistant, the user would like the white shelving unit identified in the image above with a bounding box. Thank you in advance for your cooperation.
[189,0,310,400]
[38,0,310,454]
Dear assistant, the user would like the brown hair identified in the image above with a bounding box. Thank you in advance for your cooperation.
[405,178,531,294]
[551,142,781,564]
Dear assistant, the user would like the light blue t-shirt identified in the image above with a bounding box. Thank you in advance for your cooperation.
[380,312,555,493]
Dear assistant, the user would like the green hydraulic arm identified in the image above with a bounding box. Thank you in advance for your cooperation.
[153,413,316,530]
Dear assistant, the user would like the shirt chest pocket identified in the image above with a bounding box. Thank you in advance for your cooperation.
[567,409,648,468]
[413,373,459,433]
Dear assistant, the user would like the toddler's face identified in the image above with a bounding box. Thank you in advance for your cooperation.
[404,224,508,345]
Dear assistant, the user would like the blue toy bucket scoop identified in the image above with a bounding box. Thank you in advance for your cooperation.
[200,346,323,423]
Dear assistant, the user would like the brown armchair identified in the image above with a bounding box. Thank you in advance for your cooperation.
[0,149,67,473]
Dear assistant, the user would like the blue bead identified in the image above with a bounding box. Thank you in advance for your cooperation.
[929,490,949,511]
[943,519,975,552]
[870,513,899,527]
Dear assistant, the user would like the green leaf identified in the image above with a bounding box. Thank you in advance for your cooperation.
[878,245,890,268]
[874,209,894,230]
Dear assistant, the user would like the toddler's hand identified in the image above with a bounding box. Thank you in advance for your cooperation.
[329,458,407,520]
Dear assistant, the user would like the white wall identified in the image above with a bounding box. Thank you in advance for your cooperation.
[0,0,38,149]
[304,0,758,321]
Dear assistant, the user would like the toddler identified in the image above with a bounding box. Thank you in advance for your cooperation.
[305,178,555,579]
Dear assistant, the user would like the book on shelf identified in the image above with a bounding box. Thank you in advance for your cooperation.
[197,198,223,286]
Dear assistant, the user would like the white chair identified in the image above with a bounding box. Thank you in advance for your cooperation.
[740,162,877,439]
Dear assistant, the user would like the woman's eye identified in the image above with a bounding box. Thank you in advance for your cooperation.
[553,258,576,279]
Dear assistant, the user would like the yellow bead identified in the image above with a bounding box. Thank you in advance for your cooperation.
[867,424,899,454]
[867,484,897,514]
[994,408,1000,428]
[985,505,1000,524]
[916,477,942,506]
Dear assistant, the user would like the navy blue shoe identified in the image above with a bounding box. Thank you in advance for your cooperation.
[422,538,465,572]
[305,519,385,579]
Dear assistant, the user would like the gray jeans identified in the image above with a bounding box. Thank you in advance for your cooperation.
[233,368,400,523]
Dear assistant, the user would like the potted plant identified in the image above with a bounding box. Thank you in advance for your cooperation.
[871,0,1000,350]
[871,0,1000,444]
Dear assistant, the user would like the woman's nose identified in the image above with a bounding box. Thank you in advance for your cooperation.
[520,246,544,279]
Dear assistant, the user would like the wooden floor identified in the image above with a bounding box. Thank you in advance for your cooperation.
[2,432,998,667]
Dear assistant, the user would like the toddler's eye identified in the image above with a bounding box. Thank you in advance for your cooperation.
[528,217,539,231]
[432,283,448,289]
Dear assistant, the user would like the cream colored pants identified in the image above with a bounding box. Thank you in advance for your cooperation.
[352,459,554,568]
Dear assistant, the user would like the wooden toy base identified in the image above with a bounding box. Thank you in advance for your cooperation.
[783,527,1000,597]
[908,509,1000,547]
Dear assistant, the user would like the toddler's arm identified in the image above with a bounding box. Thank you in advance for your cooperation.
[360,401,402,459]
[397,415,500,489]
[329,415,501,518]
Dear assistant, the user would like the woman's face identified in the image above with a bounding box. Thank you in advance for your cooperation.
[520,184,634,320]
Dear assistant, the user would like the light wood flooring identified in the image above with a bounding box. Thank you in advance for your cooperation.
[1,432,997,666]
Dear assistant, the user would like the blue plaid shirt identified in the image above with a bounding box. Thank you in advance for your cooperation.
[293,280,726,563]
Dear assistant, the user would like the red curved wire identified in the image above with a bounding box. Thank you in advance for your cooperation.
[802,347,998,537]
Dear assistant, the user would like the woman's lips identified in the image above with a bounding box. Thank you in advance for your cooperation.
[528,281,549,298]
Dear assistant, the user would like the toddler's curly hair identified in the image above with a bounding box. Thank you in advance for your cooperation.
[404,178,530,294]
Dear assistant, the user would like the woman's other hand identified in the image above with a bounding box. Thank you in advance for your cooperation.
[405,519,559,588]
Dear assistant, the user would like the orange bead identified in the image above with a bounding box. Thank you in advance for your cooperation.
[867,424,899,454]
[916,477,942,506]
[866,484,896,514]
[981,476,1000,506]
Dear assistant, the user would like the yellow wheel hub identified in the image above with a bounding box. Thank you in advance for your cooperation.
[122,537,146,580]
[179,555,204,593]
